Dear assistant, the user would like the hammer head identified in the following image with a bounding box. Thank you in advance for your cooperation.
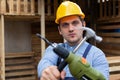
[81,27,102,42]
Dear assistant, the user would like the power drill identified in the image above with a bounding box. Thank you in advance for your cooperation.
[36,33,106,80]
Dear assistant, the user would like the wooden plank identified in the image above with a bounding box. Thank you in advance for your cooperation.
[103,38,120,44]
[107,56,120,66]
[109,66,120,72]
[103,49,120,55]
[98,43,120,50]
[97,25,120,30]
[6,59,34,65]
[107,56,120,60]
[6,65,35,71]
[5,52,34,58]
[6,76,36,80]
[109,60,120,66]
[110,74,120,80]
[108,59,120,64]
[98,33,120,37]
[5,70,36,77]
[107,56,120,79]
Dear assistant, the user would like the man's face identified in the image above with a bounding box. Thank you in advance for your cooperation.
[59,15,84,46]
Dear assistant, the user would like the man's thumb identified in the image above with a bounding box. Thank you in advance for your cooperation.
[61,70,66,80]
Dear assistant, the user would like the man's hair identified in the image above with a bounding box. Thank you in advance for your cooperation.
[58,16,85,27]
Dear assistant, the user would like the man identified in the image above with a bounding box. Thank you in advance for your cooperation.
[37,1,109,80]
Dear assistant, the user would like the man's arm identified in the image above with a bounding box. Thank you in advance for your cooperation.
[92,48,110,80]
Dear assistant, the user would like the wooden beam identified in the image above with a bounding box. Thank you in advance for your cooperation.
[98,33,120,37]
[97,25,120,30]
[110,74,120,80]
[113,0,116,16]
[9,0,14,14]
[17,0,20,14]
[100,0,103,18]
[47,0,51,15]
[0,15,5,80]
[5,52,34,58]
[104,0,107,17]
[118,0,120,16]
[39,0,45,57]
[1,0,6,13]
[103,38,120,44]
[31,0,35,14]
[24,0,28,14]
[54,0,58,16]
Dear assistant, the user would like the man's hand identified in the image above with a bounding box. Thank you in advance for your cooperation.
[40,66,66,80]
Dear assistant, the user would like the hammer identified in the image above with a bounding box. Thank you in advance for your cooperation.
[73,27,102,53]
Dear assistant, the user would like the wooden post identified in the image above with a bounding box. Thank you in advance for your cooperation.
[31,0,35,14]
[0,15,5,80]
[1,0,6,14]
[10,0,14,14]
[118,0,120,16]
[113,0,116,17]
[24,0,28,14]
[38,0,41,14]
[104,0,107,18]
[38,0,45,57]
[108,0,111,17]
[17,0,20,14]
[54,0,58,16]
[47,0,51,15]
[100,0,103,19]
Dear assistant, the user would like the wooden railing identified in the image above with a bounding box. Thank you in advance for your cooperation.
[0,0,36,15]
[96,0,120,57]
[97,0,120,22]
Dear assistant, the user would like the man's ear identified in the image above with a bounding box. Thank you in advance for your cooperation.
[58,26,62,35]
[82,21,86,27]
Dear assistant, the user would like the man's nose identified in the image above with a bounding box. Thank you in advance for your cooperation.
[69,24,74,31]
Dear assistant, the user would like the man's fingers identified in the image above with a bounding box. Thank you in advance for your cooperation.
[40,66,61,80]
[61,70,66,80]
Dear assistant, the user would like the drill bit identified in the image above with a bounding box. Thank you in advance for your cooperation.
[36,33,57,48]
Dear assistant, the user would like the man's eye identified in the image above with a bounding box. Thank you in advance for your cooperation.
[72,21,79,26]
[61,23,69,27]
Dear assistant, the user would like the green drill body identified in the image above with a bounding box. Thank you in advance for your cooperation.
[65,53,106,80]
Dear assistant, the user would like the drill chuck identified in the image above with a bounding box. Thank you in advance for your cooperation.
[53,45,69,59]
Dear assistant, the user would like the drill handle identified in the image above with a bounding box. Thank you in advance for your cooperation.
[53,45,69,59]
[58,61,67,72]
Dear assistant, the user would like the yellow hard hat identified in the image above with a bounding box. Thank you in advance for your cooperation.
[55,1,85,24]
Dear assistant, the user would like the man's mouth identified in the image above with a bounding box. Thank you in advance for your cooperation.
[69,33,75,37]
